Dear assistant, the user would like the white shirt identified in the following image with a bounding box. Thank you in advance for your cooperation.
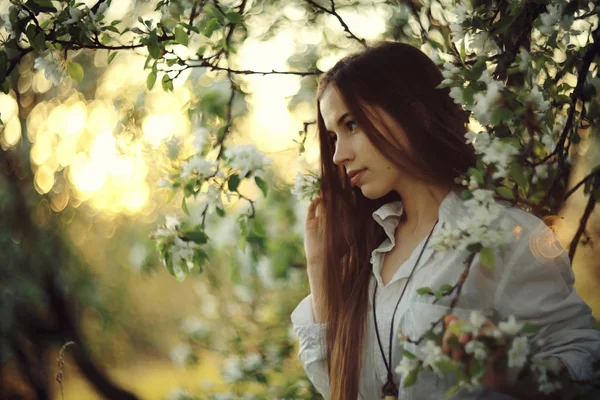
[291,190,600,399]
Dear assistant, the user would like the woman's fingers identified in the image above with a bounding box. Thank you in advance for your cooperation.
[307,197,319,218]
[442,315,459,354]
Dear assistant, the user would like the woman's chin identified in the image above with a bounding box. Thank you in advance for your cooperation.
[359,185,385,200]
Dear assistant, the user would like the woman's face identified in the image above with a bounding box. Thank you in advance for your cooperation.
[319,84,410,200]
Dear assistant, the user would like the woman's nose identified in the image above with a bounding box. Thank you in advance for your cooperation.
[332,138,353,166]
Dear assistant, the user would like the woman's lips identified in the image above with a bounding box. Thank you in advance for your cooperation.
[350,169,366,185]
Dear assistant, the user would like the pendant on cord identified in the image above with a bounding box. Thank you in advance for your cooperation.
[382,378,398,400]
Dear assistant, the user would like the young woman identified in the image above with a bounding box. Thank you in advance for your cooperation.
[290,42,600,400]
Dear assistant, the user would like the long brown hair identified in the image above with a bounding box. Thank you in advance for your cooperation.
[316,41,476,400]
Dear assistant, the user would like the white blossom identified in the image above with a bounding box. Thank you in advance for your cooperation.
[193,127,209,152]
[64,7,86,24]
[181,317,209,338]
[480,139,519,179]
[539,4,563,35]
[532,164,549,184]
[224,144,271,178]
[541,133,556,153]
[151,215,180,239]
[169,342,193,368]
[518,47,531,72]
[190,184,224,217]
[441,62,461,85]
[33,51,66,86]
[453,3,470,24]
[449,87,464,104]
[508,336,530,368]
[242,352,263,371]
[222,356,244,382]
[449,23,465,41]
[166,215,181,231]
[158,178,173,188]
[291,172,320,201]
[0,12,16,39]
[181,156,217,179]
[526,86,550,114]
[468,310,488,334]
[420,340,452,375]
[395,357,419,376]
[472,80,503,125]
[170,237,200,280]
[166,387,194,400]
[498,315,524,336]
[532,358,564,394]
[465,340,488,361]
[470,30,499,54]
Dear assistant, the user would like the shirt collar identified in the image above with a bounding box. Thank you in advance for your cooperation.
[371,189,464,231]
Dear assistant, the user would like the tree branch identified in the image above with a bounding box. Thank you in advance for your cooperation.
[569,193,596,261]
[303,0,367,48]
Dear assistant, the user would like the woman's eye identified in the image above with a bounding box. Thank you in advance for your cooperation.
[345,120,357,131]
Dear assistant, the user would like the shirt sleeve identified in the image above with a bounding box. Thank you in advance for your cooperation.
[290,294,331,399]
[493,222,600,381]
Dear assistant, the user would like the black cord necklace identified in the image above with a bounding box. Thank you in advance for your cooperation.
[372,219,438,400]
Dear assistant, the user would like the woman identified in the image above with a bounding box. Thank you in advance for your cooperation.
[290,42,600,399]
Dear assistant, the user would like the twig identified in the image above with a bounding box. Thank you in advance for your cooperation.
[534,25,600,168]
[56,341,76,400]
[303,0,367,48]
[569,193,596,261]
[405,252,477,345]
[562,171,598,203]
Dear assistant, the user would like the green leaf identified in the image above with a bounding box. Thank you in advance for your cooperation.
[161,74,173,91]
[182,197,190,215]
[0,52,7,83]
[434,360,458,373]
[510,162,528,189]
[226,11,242,24]
[493,12,519,35]
[193,248,209,271]
[25,25,46,51]
[203,18,220,37]
[174,26,189,46]
[448,321,468,335]
[254,176,268,197]
[216,207,225,217]
[490,107,513,126]
[401,350,416,360]
[417,287,434,296]
[103,25,120,34]
[402,364,421,387]
[182,231,208,244]
[468,167,484,184]
[520,322,541,334]
[439,284,453,293]
[147,71,157,90]
[251,219,266,237]
[480,247,495,269]
[228,174,241,192]
[444,384,460,398]
[148,30,160,59]
[32,0,57,12]
[496,186,515,200]
[67,62,84,83]
[107,52,118,64]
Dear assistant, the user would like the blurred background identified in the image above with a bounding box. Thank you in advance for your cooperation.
[0,0,599,399]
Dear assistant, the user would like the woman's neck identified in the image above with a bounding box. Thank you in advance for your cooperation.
[397,183,451,232]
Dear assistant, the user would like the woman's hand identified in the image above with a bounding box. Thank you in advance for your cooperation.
[304,197,327,323]
[442,315,508,391]
[304,197,326,267]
